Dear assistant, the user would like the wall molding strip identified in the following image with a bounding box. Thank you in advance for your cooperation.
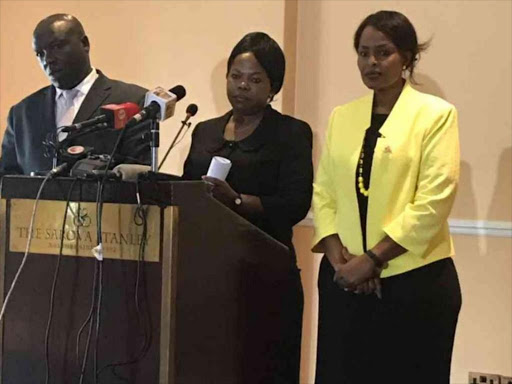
[298,214,512,238]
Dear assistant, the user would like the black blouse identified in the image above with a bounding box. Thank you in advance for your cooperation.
[183,105,313,260]
[356,113,388,252]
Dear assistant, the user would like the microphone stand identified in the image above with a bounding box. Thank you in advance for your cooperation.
[150,119,160,173]
[52,154,58,170]
[158,118,191,171]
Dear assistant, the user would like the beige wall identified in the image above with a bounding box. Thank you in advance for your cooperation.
[1,1,511,383]
[295,0,512,222]
[294,1,512,383]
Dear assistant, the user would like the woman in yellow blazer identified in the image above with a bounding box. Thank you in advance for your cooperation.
[313,11,461,384]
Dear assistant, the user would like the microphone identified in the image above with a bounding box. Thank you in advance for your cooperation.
[100,102,141,129]
[184,103,198,121]
[59,102,141,133]
[54,103,142,169]
[59,103,141,145]
[112,164,151,181]
[59,116,105,133]
[125,85,186,129]
[158,103,199,170]
[47,162,68,177]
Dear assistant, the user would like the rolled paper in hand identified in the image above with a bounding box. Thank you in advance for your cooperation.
[207,156,232,181]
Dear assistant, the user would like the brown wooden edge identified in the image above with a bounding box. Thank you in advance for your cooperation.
[0,199,7,382]
[159,206,178,384]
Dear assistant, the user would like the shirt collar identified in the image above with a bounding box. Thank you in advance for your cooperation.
[55,67,99,100]
[207,105,276,153]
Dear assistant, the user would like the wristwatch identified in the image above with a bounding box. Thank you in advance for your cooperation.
[234,194,243,207]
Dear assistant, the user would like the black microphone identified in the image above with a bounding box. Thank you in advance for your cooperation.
[158,103,199,170]
[59,116,107,133]
[56,122,110,150]
[125,85,186,129]
[185,103,198,119]
[47,162,68,177]
[59,102,141,133]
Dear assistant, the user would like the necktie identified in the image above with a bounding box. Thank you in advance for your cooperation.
[56,89,79,141]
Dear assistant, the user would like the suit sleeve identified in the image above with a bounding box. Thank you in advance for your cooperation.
[259,121,313,226]
[383,105,460,256]
[0,107,23,175]
[311,110,339,252]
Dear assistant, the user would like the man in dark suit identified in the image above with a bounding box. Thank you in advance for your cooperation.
[0,13,149,175]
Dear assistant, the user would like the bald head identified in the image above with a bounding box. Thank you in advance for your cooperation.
[32,14,92,89]
[34,14,85,39]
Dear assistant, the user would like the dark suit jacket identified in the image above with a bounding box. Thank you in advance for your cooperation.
[0,70,148,175]
[183,105,313,259]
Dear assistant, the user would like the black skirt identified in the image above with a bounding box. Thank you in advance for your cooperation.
[315,256,461,384]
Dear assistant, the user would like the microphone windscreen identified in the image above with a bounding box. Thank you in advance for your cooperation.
[186,103,198,116]
[120,102,141,120]
[101,103,141,129]
[113,164,151,181]
[169,85,186,101]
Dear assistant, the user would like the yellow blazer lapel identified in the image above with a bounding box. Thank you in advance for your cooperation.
[330,93,373,254]
[367,82,420,247]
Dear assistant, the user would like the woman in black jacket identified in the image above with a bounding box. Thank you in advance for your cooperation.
[183,32,313,383]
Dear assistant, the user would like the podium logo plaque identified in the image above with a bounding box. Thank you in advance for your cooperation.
[9,199,160,262]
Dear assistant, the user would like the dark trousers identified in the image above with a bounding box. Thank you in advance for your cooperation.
[315,256,462,384]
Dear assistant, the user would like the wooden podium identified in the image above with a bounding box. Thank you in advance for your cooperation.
[0,176,295,384]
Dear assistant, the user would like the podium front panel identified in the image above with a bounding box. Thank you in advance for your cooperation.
[0,183,176,383]
[0,176,295,384]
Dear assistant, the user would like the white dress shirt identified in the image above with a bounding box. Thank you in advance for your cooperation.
[55,68,99,140]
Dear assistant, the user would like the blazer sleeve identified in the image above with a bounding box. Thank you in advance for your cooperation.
[259,120,313,226]
[0,107,23,175]
[383,105,460,256]
[311,110,339,252]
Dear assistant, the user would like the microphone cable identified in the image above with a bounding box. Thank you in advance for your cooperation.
[44,177,79,384]
[91,116,157,381]
[0,171,56,323]
[96,178,153,380]
[77,179,103,384]
[76,125,123,383]
[92,178,105,384]
[76,261,99,384]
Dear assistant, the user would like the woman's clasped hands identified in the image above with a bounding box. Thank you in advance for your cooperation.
[334,247,383,298]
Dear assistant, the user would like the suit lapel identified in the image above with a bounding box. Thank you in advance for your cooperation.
[41,85,56,131]
[369,82,417,176]
[37,85,57,144]
[366,82,418,246]
[73,72,111,123]
[329,94,372,254]
[377,82,416,139]
[341,93,373,188]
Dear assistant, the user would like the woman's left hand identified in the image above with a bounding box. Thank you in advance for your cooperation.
[334,253,378,290]
[202,175,238,207]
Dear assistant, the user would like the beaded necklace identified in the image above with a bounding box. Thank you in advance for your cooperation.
[357,147,369,196]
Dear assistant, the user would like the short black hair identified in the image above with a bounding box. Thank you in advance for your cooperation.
[227,32,286,97]
[353,10,429,81]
